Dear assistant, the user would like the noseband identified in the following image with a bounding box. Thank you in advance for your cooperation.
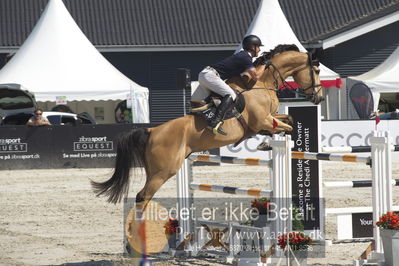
[297,53,322,101]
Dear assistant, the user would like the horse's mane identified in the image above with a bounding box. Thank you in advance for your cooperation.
[254,44,300,66]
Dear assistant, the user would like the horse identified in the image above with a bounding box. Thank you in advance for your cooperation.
[91,44,323,210]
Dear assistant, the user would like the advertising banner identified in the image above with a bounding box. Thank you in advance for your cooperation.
[321,119,399,161]
[0,126,53,169]
[0,124,150,170]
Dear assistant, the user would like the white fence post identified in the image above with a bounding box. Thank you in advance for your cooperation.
[176,159,194,252]
[269,134,294,255]
[370,131,393,254]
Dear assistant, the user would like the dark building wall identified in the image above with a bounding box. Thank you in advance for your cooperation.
[103,50,233,123]
[0,54,7,69]
[321,21,399,77]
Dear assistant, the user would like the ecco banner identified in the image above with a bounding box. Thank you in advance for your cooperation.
[0,124,151,169]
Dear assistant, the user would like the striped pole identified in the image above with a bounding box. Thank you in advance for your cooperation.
[292,151,371,164]
[324,179,399,188]
[326,205,399,215]
[188,154,272,167]
[190,183,272,197]
[322,145,399,153]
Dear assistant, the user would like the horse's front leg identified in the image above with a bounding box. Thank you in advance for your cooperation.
[260,114,293,133]
[255,115,293,151]
[273,114,293,126]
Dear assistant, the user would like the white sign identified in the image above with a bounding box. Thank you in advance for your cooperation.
[221,120,399,162]
[220,135,272,160]
[55,96,67,105]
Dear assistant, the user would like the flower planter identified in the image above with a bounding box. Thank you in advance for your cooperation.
[253,214,270,228]
[380,228,399,266]
[251,198,271,227]
[167,233,177,249]
[282,250,307,266]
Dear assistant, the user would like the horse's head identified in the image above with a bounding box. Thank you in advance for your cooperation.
[291,53,324,104]
[256,45,324,105]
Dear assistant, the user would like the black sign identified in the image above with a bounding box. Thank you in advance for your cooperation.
[289,106,320,230]
[0,124,152,169]
[352,212,373,238]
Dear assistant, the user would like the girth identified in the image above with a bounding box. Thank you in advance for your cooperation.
[190,93,255,146]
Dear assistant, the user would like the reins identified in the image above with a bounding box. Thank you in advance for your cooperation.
[244,52,323,102]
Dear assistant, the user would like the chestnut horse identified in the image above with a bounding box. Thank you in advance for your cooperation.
[91,45,323,209]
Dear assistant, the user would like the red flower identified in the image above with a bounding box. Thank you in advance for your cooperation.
[277,232,312,251]
[376,211,399,230]
[164,218,179,235]
[251,197,271,215]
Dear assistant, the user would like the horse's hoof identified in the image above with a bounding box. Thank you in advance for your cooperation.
[257,141,271,151]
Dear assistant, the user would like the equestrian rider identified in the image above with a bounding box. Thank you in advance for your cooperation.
[192,35,268,135]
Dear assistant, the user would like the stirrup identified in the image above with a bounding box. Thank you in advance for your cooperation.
[209,122,227,136]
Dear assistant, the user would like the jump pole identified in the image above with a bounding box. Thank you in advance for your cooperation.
[322,144,399,153]
[324,179,399,188]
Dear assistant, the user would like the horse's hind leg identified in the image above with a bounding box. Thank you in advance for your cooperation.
[136,149,188,211]
[135,172,170,211]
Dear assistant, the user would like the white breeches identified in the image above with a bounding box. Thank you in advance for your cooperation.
[191,68,237,101]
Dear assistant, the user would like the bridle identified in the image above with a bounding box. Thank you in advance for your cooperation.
[255,52,323,102]
[298,53,323,100]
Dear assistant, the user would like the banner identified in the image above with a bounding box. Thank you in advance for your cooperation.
[0,124,151,169]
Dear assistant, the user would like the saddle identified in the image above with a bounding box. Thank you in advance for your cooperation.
[190,93,244,120]
[190,93,255,145]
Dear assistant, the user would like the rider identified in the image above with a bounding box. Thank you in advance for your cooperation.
[192,35,268,136]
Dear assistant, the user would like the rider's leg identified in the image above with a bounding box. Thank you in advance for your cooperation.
[208,95,234,135]
[198,68,237,135]
[191,83,211,101]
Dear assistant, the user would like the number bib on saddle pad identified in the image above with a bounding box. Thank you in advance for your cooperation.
[190,93,246,122]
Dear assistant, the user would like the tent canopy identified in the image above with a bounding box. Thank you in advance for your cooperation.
[350,46,399,93]
[236,0,341,88]
[0,0,148,103]
[348,46,399,112]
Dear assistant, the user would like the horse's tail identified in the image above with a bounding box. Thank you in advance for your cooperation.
[91,127,150,203]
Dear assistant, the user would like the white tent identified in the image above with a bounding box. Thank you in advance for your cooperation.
[236,0,341,88]
[0,0,149,123]
[349,46,399,112]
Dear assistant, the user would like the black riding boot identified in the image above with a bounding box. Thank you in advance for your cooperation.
[208,95,234,136]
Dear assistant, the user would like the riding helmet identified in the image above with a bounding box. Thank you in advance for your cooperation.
[242,35,263,50]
